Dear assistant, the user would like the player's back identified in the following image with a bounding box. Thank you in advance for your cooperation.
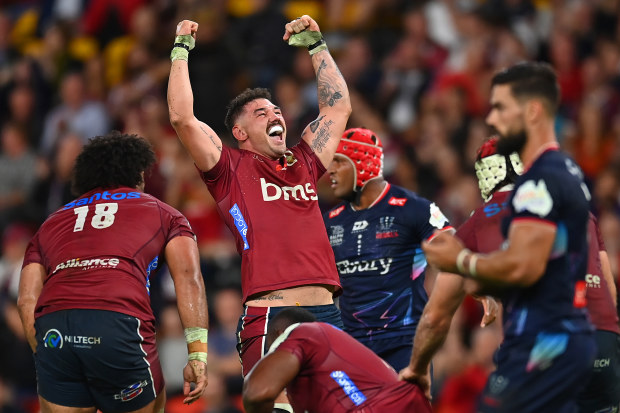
[25,187,192,322]
[276,322,431,413]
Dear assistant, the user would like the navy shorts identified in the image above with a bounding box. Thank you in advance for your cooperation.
[577,330,620,413]
[478,331,596,413]
[360,335,413,372]
[35,309,164,412]
[236,304,343,376]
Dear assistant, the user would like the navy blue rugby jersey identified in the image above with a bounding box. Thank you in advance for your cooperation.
[324,183,452,341]
[502,148,592,338]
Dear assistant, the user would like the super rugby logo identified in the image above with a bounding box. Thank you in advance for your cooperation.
[43,329,63,348]
[52,257,120,274]
[114,380,148,402]
[260,178,318,202]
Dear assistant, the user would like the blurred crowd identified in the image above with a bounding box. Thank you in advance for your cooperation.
[0,0,619,412]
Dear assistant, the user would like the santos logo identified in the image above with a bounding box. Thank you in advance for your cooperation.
[260,178,318,202]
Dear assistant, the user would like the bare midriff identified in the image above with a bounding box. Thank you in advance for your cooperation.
[245,284,335,307]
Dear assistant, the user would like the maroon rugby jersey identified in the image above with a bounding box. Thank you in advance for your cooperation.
[585,214,620,334]
[275,323,432,413]
[456,189,511,254]
[22,187,194,322]
[199,141,341,303]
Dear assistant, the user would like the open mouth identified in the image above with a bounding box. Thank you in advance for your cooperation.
[268,124,284,141]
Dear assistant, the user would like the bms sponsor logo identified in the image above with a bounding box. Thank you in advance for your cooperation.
[63,191,141,210]
[260,178,318,202]
[114,381,148,402]
[52,257,120,274]
[43,329,63,348]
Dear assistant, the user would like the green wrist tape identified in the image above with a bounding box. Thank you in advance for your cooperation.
[288,30,323,48]
[174,35,195,50]
[188,352,208,363]
[309,40,328,56]
[184,327,208,344]
[170,47,189,62]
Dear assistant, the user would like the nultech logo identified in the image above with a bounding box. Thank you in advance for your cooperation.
[43,329,63,348]
[43,328,102,349]
[53,257,120,274]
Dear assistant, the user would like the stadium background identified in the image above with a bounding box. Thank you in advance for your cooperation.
[0,0,619,412]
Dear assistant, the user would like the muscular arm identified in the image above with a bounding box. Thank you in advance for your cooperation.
[17,263,46,353]
[600,250,617,307]
[243,350,301,413]
[165,235,209,403]
[424,221,556,287]
[400,272,465,396]
[298,33,351,167]
[167,22,223,172]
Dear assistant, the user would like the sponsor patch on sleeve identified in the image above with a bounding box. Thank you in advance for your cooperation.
[429,203,448,228]
[512,179,553,217]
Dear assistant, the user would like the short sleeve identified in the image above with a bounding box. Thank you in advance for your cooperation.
[417,199,452,241]
[510,171,560,225]
[159,202,195,242]
[198,146,233,202]
[22,232,43,269]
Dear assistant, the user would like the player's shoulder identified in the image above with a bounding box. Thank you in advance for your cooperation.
[324,201,348,220]
[384,184,431,206]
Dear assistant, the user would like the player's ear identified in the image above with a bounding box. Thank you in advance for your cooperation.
[232,125,247,142]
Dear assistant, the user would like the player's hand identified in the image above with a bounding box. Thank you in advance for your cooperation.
[422,231,465,273]
[399,366,432,400]
[283,15,320,42]
[176,20,198,40]
[182,360,207,404]
[474,295,499,327]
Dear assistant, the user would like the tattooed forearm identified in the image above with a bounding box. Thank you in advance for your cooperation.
[311,119,334,153]
[314,58,346,109]
[309,115,325,133]
[199,125,222,152]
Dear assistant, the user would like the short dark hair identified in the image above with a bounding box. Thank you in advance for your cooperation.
[72,131,156,196]
[491,62,560,115]
[267,308,317,337]
[224,88,272,131]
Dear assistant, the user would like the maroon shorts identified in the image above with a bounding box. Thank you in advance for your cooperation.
[236,304,342,376]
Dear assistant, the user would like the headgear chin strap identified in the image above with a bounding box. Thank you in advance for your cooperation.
[475,136,524,201]
[336,128,384,192]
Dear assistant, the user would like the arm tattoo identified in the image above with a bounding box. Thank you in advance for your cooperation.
[309,115,325,133]
[199,125,222,152]
[316,60,343,108]
[311,119,334,153]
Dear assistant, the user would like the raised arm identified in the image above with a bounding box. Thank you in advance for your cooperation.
[168,20,223,172]
[283,15,352,167]
[17,263,46,353]
[164,235,209,404]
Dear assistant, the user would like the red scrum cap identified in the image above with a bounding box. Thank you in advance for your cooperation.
[336,128,384,191]
[475,136,523,201]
